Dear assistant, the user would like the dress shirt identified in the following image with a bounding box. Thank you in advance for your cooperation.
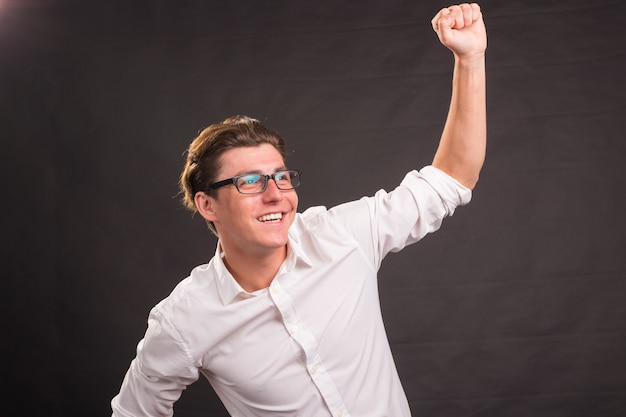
[111,165,471,417]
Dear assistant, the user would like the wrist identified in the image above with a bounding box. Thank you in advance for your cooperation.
[454,52,486,69]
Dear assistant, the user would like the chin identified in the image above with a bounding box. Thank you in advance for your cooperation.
[262,233,290,249]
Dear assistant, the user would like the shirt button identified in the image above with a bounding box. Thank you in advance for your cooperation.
[310,364,318,373]
[336,411,344,417]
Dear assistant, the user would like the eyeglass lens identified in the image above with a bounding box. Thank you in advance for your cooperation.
[235,170,300,194]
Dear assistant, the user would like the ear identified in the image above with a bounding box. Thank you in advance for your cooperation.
[194,191,218,222]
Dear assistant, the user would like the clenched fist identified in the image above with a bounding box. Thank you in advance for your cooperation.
[432,3,487,59]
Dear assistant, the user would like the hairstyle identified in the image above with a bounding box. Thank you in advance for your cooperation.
[179,115,287,234]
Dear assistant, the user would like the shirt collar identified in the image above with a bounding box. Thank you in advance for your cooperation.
[214,243,246,305]
[286,230,314,269]
[214,236,313,306]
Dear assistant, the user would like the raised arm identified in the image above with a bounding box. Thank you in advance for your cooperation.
[431,3,487,190]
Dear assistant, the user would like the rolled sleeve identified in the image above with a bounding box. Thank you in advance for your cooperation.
[415,165,472,214]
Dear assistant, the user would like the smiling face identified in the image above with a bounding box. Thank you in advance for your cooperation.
[195,143,299,261]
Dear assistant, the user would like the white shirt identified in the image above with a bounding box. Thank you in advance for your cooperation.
[111,166,471,417]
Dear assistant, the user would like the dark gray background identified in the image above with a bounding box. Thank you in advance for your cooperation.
[2,0,625,416]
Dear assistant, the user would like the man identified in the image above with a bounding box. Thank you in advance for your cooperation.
[112,3,487,416]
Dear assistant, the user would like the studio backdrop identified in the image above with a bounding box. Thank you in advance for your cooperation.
[1,0,625,416]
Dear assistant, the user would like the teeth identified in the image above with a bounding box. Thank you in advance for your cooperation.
[258,213,283,222]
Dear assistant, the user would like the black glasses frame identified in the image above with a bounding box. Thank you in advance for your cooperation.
[207,169,302,194]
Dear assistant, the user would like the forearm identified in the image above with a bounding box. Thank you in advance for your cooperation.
[432,53,486,189]
[429,3,487,190]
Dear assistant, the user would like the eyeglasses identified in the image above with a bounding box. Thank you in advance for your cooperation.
[207,169,302,194]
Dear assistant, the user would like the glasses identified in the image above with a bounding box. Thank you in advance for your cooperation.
[207,169,302,194]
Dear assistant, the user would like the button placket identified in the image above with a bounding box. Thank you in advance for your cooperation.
[268,280,351,417]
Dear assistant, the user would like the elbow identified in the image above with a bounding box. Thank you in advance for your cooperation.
[464,174,480,190]
[431,162,483,190]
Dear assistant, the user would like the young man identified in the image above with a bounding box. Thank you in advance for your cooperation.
[112,3,487,416]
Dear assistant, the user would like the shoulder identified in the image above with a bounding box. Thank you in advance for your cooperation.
[151,260,221,322]
[291,206,329,231]
[289,203,372,250]
[290,205,359,237]
[143,260,226,360]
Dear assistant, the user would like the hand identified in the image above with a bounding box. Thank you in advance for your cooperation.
[432,3,487,60]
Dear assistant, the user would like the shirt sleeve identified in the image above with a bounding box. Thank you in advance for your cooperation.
[111,307,200,417]
[328,165,471,270]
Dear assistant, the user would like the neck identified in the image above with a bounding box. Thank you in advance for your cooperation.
[221,244,288,292]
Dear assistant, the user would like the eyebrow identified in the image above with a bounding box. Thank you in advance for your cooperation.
[233,166,288,177]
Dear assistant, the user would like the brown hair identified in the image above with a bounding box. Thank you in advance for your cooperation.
[179,115,286,233]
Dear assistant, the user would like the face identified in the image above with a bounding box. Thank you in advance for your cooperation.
[196,144,299,260]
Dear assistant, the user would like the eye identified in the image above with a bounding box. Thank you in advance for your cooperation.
[236,174,263,191]
[241,174,262,184]
[274,171,292,184]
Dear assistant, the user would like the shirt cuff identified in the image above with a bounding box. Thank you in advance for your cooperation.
[413,165,472,213]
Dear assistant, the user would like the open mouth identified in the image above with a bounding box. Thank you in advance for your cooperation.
[257,212,283,223]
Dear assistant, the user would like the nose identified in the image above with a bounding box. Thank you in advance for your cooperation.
[262,177,284,201]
